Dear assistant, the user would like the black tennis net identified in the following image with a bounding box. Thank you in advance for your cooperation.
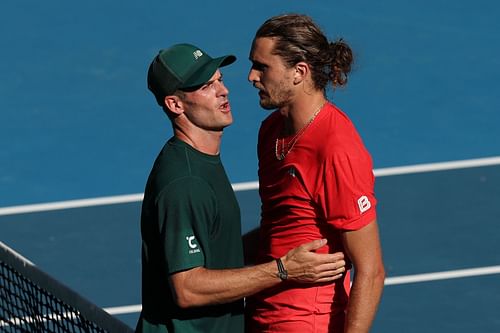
[0,241,134,333]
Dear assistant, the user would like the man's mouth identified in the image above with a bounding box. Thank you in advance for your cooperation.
[220,102,231,113]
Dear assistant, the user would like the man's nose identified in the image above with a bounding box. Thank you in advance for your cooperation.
[248,68,259,84]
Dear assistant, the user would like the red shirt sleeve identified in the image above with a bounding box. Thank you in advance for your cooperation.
[317,150,377,231]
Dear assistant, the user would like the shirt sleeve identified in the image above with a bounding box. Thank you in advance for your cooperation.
[320,150,377,231]
[156,176,217,274]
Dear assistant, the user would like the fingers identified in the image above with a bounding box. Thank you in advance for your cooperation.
[299,238,328,251]
[310,265,347,283]
[284,240,349,283]
[294,268,346,284]
[306,251,345,266]
[297,240,345,262]
[313,273,345,283]
[287,258,347,283]
[329,251,345,261]
[313,267,346,282]
[316,261,347,277]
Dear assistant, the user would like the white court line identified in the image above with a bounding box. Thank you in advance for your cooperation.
[373,156,500,177]
[103,264,500,316]
[1,156,499,217]
[0,193,144,216]
[384,265,500,285]
[232,181,259,192]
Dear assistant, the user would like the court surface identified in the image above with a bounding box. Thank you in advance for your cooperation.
[1,0,500,332]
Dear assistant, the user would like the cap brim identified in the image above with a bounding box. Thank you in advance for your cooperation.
[180,55,236,90]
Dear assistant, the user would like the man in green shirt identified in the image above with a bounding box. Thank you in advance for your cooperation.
[136,43,347,333]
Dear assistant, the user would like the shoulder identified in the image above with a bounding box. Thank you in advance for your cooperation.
[322,103,357,137]
[321,103,368,152]
[304,103,372,174]
[149,139,191,185]
[145,139,219,201]
[157,176,215,206]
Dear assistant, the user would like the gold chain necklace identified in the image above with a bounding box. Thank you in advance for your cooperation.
[275,102,326,161]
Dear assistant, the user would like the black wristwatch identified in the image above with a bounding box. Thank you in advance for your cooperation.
[276,258,288,281]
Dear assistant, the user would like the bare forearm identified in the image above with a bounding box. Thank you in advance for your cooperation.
[341,220,385,333]
[344,270,385,333]
[175,262,278,308]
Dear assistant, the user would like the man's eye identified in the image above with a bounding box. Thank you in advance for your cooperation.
[254,64,265,71]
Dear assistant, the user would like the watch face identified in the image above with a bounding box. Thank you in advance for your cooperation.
[279,271,288,280]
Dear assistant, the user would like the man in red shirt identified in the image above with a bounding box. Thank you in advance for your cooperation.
[246,14,386,332]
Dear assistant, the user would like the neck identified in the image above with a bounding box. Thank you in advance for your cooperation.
[173,124,223,156]
[280,93,327,134]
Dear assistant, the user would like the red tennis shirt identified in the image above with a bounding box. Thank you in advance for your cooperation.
[246,102,377,332]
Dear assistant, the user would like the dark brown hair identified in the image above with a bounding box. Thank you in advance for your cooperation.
[255,13,353,90]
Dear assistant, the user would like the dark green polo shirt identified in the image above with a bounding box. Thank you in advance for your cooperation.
[137,137,244,333]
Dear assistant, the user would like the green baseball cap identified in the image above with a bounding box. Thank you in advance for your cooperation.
[147,43,236,105]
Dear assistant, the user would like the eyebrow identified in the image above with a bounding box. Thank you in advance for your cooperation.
[249,59,267,69]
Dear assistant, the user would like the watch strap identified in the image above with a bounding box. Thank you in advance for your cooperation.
[276,258,288,281]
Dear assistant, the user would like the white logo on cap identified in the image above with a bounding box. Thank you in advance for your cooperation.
[357,195,371,213]
[193,50,203,60]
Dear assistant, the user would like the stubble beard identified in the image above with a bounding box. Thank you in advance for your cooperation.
[259,84,293,111]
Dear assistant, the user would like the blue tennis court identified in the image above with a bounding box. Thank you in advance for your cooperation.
[1,0,499,332]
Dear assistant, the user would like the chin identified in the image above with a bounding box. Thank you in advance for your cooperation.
[259,100,277,110]
[220,120,233,129]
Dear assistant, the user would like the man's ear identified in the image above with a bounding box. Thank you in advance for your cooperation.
[164,95,184,115]
[293,62,309,85]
